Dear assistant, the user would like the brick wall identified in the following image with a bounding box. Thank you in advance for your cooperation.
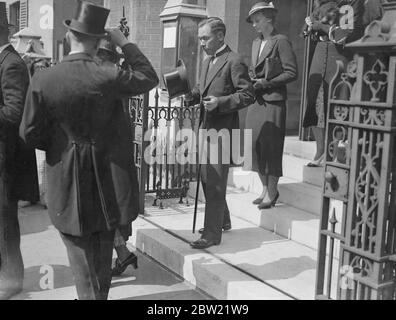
[104,0,131,28]
[130,0,166,75]
[106,0,166,77]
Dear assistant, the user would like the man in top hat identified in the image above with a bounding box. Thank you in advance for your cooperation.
[95,39,139,277]
[186,17,254,249]
[20,1,159,300]
[0,1,39,300]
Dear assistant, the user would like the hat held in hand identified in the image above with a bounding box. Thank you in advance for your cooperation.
[163,59,191,100]
[63,0,110,38]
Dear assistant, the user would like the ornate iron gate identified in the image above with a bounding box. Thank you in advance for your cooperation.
[128,92,149,214]
[316,1,396,300]
[129,89,201,213]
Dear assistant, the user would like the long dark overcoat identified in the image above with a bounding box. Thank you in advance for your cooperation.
[20,43,159,237]
[0,45,39,203]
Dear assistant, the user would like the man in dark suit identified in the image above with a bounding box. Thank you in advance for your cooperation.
[187,17,254,249]
[0,2,39,300]
[20,1,158,300]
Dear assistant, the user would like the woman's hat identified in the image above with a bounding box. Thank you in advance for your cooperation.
[246,2,278,23]
[163,59,191,100]
[63,1,110,38]
[0,2,13,29]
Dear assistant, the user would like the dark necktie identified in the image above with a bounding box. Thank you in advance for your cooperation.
[208,55,216,72]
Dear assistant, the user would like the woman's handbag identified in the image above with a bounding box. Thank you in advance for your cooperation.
[264,57,283,80]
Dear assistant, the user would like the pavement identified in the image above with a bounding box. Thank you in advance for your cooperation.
[130,193,319,300]
[9,185,322,300]
[10,204,209,300]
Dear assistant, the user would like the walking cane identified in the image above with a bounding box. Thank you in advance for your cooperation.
[192,104,207,234]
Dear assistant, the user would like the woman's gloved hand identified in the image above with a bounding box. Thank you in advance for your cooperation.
[252,78,272,91]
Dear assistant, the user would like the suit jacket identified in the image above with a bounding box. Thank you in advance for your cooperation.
[251,31,298,102]
[0,45,39,202]
[191,46,254,132]
[20,43,159,237]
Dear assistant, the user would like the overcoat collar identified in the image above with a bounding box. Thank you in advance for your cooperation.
[253,29,279,68]
[200,45,231,94]
[0,45,16,65]
[63,52,95,63]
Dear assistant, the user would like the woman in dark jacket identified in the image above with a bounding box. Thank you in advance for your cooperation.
[245,2,298,209]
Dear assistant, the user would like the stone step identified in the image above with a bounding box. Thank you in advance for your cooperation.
[225,190,320,251]
[130,216,293,300]
[227,171,322,216]
[227,156,323,215]
[284,136,316,160]
[131,206,320,300]
[278,177,322,216]
[228,154,308,193]
[303,165,324,187]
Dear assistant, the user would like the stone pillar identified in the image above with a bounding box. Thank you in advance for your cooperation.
[160,0,207,89]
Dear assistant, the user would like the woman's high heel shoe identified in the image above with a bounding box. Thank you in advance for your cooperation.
[307,154,324,167]
[258,192,280,210]
[112,253,138,277]
[253,197,264,205]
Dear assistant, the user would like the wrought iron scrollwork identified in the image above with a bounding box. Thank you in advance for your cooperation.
[363,59,388,103]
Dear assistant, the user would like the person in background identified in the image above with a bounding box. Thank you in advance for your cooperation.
[245,2,298,209]
[302,0,339,41]
[0,1,39,300]
[95,39,138,277]
[302,0,383,167]
[25,58,51,209]
[20,1,158,300]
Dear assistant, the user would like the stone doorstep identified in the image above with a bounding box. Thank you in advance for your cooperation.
[227,174,323,216]
[226,189,344,263]
[227,159,323,216]
[225,190,321,251]
[130,207,318,300]
[284,136,317,161]
[176,186,322,252]
[133,223,292,300]
[303,165,325,187]
[278,178,323,216]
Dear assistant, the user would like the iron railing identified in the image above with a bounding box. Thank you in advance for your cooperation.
[129,89,201,212]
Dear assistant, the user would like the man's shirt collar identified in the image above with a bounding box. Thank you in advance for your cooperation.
[214,44,227,58]
[68,50,86,55]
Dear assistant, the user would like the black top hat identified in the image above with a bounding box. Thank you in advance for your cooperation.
[63,1,110,38]
[163,59,191,100]
[0,2,13,29]
[246,2,278,23]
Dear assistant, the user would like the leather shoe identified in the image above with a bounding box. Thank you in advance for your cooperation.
[190,238,219,249]
[198,223,232,234]
[112,253,138,277]
[258,192,280,210]
[253,197,264,205]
